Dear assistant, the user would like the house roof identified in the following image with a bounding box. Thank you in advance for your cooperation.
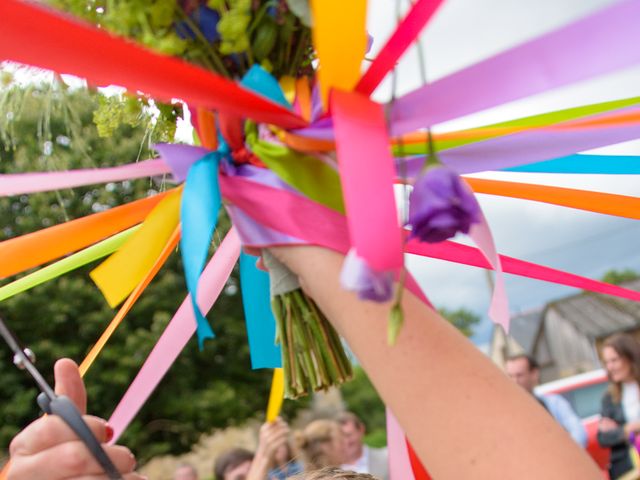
[546,278,640,339]
[508,307,544,354]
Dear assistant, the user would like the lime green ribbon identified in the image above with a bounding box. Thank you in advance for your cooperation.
[0,226,138,302]
[246,123,345,214]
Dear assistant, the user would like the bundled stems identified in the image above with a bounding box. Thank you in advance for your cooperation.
[265,250,353,399]
[272,289,353,398]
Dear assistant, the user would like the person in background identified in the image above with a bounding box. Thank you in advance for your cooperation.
[289,467,378,480]
[245,418,303,480]
[266,431,303,480]
[174,462,199,480]
[505,354,587,447]
[598,333,640,480]
[338,412,388,480]
[214,448,254,480]
[295,419,346,472]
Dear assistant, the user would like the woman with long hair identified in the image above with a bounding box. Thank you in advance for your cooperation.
[598,333,640,479]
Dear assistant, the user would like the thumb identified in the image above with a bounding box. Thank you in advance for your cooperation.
[54,358,87,414]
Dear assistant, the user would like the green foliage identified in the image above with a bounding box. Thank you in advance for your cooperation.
[340,367,386,448]
[438,307,481,337]
[601,269,640,285]
[0,85,284,463]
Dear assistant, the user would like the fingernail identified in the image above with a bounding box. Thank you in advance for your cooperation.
[105,423,114,442]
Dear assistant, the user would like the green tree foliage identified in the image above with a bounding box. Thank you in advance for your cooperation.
[601,269,640,285]
[0,84,279,463]
[438,307,481,338]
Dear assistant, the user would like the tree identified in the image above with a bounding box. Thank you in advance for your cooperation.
[0,83,284,463]
[601,269,640,285]
[438,307,481,338]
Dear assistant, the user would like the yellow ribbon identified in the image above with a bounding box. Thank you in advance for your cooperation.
[266,368,285,422]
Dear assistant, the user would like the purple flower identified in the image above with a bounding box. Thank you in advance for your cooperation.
[175,5,220,42]
[340,249,394,302]
[408,166,481,243]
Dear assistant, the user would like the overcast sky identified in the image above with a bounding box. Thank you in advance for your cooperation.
[367,0,640,344]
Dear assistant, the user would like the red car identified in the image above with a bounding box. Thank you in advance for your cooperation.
[535,369,610,476]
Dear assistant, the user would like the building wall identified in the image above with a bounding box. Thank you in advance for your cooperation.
[537,308,601,382]
[489,325,524,369]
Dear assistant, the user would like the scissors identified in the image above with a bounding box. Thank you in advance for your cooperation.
[0,315,122,480]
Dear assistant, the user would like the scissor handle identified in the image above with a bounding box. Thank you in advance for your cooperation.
[38,393,123,480]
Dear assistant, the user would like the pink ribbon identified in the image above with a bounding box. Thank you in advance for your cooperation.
[387,408,416,480]
[108,228,241,441]
[221,173,640,302]
[331,90,403,272]
[0,159,169,197]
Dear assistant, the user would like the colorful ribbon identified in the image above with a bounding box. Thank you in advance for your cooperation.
[108,228,240,442]
[0,0,306,129]
[180,153,222,347]
[239,252,282,369]
[265,368,285,422]
[0,227,138,302]
[90,189,182,308]
[465,177,640,220]
[220,173,640,302]
[331,90,404,273]
[390,0,640,135]
[310,0,367,106]
[503,154,640,174]
[0,159,169,197]
[0,191,170,279]
[356,0,445,96]
[80,226,181,376]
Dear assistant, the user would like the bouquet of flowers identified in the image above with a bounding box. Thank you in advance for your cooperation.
[21,0,484,399]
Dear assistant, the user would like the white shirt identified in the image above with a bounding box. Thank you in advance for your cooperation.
[341,445,370,474]
[622,381,640,422]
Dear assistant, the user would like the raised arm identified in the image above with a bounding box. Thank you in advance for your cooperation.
[271,245,601,479]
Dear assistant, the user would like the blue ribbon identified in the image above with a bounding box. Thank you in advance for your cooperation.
[180,152,221,348]
[240,65,292,109]
[236,66,289,368]
[503,154,640,174]
[239,253,282,369]
[180,66,289,353]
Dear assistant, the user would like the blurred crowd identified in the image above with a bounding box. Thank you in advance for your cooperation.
[173,412,387,480]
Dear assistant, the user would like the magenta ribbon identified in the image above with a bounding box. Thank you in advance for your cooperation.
[356,0,445,96]
[220,172,640,303]
[331,90,404,273]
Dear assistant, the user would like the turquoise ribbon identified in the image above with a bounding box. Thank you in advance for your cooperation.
[504,154,640,174]
[241,65,292,109]
[180,152,221,348]
[237,65,288,368]
[239,253,282,369]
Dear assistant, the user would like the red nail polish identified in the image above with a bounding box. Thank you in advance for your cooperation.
[105,424,114,442]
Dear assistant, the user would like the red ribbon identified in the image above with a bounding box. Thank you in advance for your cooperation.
[0,0,306,130]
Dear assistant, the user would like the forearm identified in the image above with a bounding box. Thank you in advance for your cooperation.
[271,245,600,479]
[247,448,271,480]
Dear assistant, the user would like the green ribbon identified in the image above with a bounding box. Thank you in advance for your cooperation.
[0,226,139,302]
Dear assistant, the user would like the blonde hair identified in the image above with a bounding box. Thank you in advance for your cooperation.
[295,419,341,471]
[289,467,379,480]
